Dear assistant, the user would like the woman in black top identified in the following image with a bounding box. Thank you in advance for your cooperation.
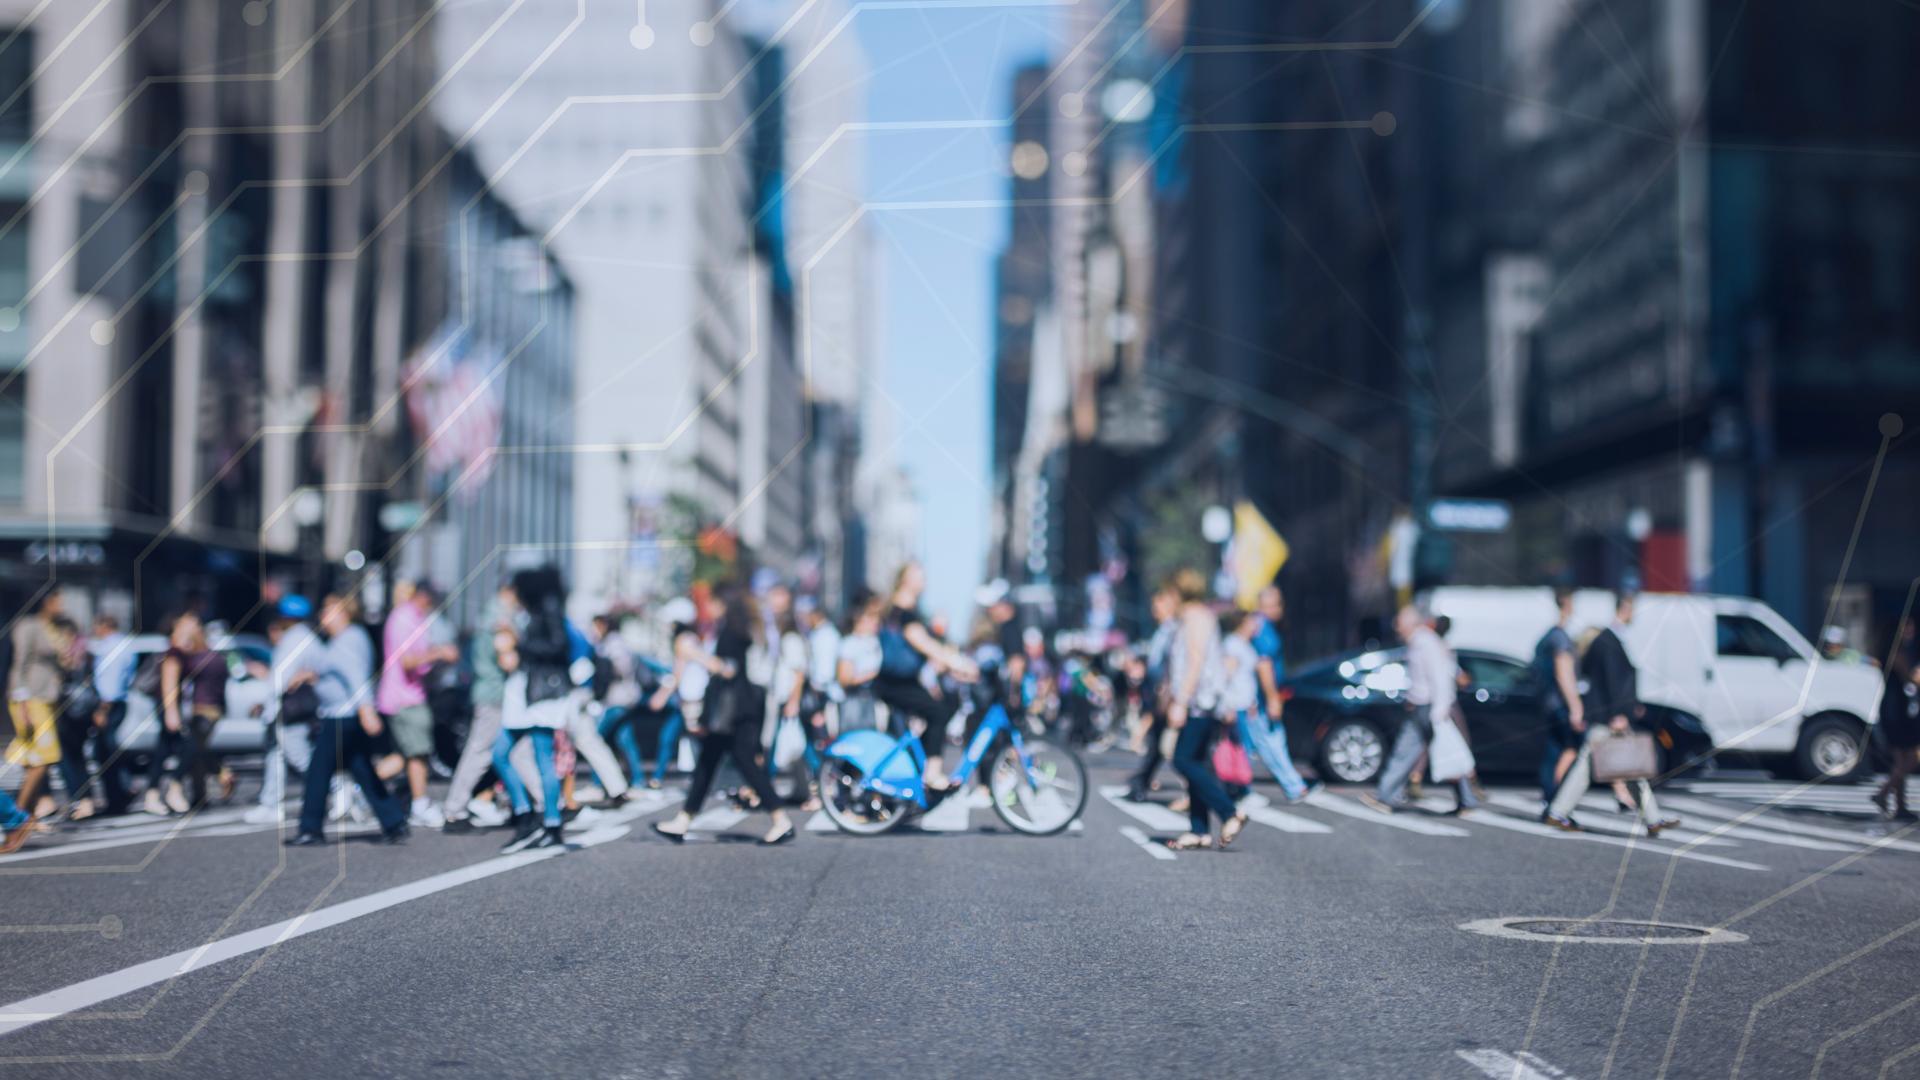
[653,588,794,845]
[872,562,977,790]
[1873,618,1920,820]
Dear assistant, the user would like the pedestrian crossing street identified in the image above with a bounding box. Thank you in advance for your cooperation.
[1095,779,1920,872]
[7,776,1918,872]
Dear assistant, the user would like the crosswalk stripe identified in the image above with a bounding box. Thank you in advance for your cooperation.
[1098,786,1191,834]
[1567,793,1858,853]
[1118,825,1176,861]
[1478,792,1737,848]
[804,810,839,832]
[1453,800,1769,872]
[1662,795,1920,854]
[914,797,971,832]
[0,822,278,868]
[688,808,747,831]
[1303,790,1469,837]
[1237,793,1334,834]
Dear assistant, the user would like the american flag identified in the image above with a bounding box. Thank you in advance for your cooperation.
[404,321,502,498]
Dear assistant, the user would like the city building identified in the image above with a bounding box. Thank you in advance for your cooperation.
[435,0,759,615]
[1426,0,1920,649]
[0,0,473,630]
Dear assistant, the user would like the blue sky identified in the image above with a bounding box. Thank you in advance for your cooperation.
[852,5,1063,629]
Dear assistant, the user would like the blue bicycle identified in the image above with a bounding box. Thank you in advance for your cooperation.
[816,700,1088,836]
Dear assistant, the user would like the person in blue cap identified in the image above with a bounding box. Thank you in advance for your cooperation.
[248,594,322,824]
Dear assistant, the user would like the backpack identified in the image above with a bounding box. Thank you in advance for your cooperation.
[878,626,922,680]
[280,683,321,726]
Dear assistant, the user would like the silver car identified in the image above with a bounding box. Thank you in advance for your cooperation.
[110,634,279,766]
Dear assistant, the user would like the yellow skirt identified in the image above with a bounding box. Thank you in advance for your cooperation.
[5,699,61,768]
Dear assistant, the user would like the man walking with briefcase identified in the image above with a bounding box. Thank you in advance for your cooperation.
[1542,591,1680,835]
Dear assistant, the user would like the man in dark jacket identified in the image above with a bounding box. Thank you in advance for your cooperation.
[1543,592,1680,834]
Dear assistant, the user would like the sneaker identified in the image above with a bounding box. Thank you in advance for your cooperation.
[144,790,170,817]
[1288,782,1325,805]
[409,800,445,829]
[284,831,326,847]
[243,804,283,826]
[1646,817,1682,838]
[1357,793,1396,815]
[499,814,540,854]
[467,799,509,827]
[526,826,565,851]
[346,788,374,825]
[1543,814,1582,832]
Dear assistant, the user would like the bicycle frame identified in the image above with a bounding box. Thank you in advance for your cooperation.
[824,702,1030,810]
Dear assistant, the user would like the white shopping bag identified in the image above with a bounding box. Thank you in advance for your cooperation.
[772,715,807,770]
[1427,713,1476,783]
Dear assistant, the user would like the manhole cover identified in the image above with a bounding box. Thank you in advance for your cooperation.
[1460,916,1748,945]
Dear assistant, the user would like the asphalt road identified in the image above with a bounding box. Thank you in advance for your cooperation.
[6,757,1920,1080]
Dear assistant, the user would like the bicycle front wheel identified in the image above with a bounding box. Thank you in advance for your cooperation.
[987,738,1088,836]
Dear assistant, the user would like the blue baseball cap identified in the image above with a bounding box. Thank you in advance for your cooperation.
[278,594,314,620]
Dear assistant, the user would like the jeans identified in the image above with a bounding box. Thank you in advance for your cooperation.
[1376,715,1477,811]
[258,718,316,809]
[652,707,684,783]
[1170,714,1238,834]
[298,715,408,836]
[1546,728,1661,824]
[0,787,26,829]
[1538,707,1572,800]
[599,705,643,780]
[509,700,629,799]
[494,728,561,828]
[1236,709,1307,800]
[441,702,503,819]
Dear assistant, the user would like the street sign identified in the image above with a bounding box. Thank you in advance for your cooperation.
[1428,498,1512,533]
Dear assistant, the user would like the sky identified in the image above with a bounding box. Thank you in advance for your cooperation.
[851,5,1065,631]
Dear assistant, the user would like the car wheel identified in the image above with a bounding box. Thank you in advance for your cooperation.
[1319,718,1387,785]
[1794,713,1868,783]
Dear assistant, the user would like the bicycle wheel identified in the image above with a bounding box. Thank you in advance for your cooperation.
[816,757,912,835]
[987,737,1088,836]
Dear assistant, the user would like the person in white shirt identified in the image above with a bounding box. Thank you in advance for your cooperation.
[1363,604,1479,815]
[836,597,884,732]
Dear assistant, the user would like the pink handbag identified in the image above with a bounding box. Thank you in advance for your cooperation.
[1212,734,1253,787]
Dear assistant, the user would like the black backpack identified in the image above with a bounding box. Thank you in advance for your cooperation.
[280,683,320,726]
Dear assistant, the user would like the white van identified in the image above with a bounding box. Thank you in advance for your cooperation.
[1428,587,1885,781]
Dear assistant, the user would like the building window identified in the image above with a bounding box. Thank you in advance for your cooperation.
[0,28,31,143]
[0,378,23,504]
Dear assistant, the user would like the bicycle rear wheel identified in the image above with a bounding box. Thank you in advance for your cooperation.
[987,737,1087,836]
[816,757,912,835]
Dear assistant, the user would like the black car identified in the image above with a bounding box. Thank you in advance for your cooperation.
[1277,646,1711,785]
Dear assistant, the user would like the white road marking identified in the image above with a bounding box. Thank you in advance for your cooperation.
[1118,825,1176,861]
[1456,1048,1578,1079]
[0,823,282,868]
[687,807,747,831]
[804,810,839,832]
[1452,801,1769,872]
[1661,795,1920,853]
[1478,792,1736,847]
[1237,792,1333,834]
[1304,790,1469,837]
[1098,786,1192,833]
[0,822,633,1039]
[913,796,972,832]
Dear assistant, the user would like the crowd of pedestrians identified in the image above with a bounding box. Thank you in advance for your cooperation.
[10,557,1919,859]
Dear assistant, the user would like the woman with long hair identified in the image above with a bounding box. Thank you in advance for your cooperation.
[872,562,977,790]
[652,587,794,845]
[493,567,575,853]
[146,612,228,814]
[1874,618,1920,820]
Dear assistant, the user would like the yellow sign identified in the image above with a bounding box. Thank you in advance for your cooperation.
[1232,500,1289,610]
